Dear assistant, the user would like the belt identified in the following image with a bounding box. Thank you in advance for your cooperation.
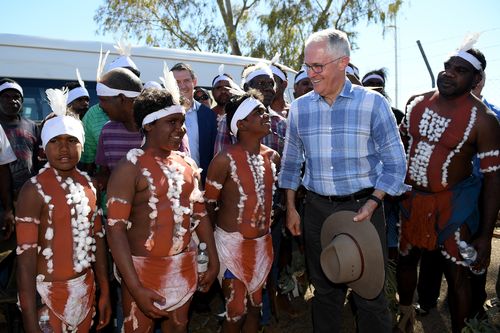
[311,188,374,202]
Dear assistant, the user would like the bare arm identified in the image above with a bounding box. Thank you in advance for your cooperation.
[472,111,500,270]
[15,182,43,332]
[204,153,229,227]
[0,163,14,239]
[195,214,219,292]
[106,160,168,319]
[92,215,111,329]
[285,189,301,236]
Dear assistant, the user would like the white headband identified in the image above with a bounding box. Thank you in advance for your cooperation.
[346,65,359,78]
[142,105,185,127]
[41,115,85,149]
[230,97,262,136]
[294,71,308,84]
[0,82,23,96]
[453,50,483,70]
[362,74,385,84]
[244,67,273,85]
[213,75,233,87]
[107,55,138,71]
[96,82,141,98]
[271,65,287,81]
[144,81,162,89]
[67,87,89,105]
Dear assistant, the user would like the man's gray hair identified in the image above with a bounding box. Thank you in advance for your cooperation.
[305,29,351,57]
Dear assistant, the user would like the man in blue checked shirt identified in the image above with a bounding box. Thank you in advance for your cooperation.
[278,28,409,333]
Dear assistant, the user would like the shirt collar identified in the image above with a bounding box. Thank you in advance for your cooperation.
[187,100,200,113]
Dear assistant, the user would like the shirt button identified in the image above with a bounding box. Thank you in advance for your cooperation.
[330,166,334,170]
[329,127,332,130]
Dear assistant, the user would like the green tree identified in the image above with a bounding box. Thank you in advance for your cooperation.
[94,0,402,69]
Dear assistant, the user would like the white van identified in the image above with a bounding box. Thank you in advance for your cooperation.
[0,33,297,122]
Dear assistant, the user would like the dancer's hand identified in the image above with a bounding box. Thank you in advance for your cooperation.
[286,207,301,236]
[132,286,170,319]
[96,293,112,330]
[198,263,218,292]
[471,236,492,271]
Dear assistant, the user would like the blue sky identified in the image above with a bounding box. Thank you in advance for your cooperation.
[1,0,499,108]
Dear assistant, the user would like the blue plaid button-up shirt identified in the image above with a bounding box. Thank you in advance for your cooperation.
[278,79,409,196]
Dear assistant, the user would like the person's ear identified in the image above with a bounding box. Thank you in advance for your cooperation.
[143,123,153,132]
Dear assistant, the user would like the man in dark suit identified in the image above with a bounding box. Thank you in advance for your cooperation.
[171,63,217,185]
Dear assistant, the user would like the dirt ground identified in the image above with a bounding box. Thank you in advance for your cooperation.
[189,236,500,333]
[1,235,499,332]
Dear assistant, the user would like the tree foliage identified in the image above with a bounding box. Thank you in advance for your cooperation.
[94,0,402,69]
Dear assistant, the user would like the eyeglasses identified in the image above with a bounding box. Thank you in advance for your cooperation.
[303,56,346,74]
[194,94,210,101]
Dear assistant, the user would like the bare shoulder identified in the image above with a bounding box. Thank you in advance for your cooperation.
[16,179,43,214]
[261,145,280,165]
[210,150,231,169]
[108,157,141,187]
[406,91,433,106]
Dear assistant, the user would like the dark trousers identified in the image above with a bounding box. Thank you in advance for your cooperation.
[303,191,391,333]
[417,249,443,309]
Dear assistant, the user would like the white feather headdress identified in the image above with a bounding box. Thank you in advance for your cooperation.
[97,45,110,81]
[46,88,68,116]
[457,32,481,52]
[76,68,85,88]
[159,62,181,105]
[270,52,280,64]
[451,32,483,70]
[114,38,132,57]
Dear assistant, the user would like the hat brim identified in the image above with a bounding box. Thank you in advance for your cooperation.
[320,210,385,299]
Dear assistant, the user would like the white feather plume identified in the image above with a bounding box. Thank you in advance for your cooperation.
[76,68,85,88]
[159,62,181,105]
[114,38,132,56]
[46,88,68,116]
[457,32,481,52]
[97,45,110,81]
[270,52,280,64]
[218,64,225,76]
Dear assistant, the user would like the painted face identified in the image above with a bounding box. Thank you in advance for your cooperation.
[294,78,314,98]
[69,96,90,119]
[304,40,348,100]
[0,89,23,118]
[172,70,197,103]
[44,134,82,174]
[146,112,186,151]
[241,105,271,136]
[248,75,276,107]
[212,80,232,106]
[437,56,479,98]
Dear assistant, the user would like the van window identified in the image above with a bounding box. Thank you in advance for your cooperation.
[12,78,98,123]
